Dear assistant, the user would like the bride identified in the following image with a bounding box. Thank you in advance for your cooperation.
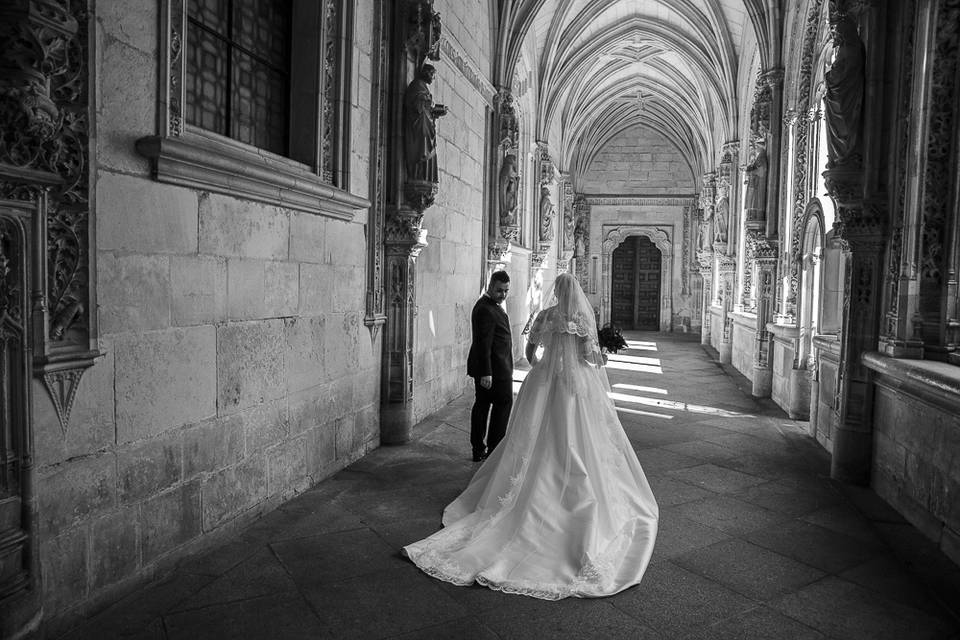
[404,273,658,600]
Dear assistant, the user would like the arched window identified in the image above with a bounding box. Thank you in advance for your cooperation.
[799,202,825,366]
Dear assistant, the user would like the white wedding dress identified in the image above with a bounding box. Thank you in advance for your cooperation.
[404,297,658,600]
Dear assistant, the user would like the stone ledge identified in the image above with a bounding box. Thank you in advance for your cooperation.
[136,128,370,219]
[863,351,960,415]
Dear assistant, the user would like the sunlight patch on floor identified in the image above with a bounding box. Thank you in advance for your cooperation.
[604,361,664,374]
[611,383,669,395]
[607,391,749,417]
[624,340,658,351]
[608,354,662,366]
[616,406,674,420]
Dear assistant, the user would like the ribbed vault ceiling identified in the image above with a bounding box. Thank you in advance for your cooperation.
[496,0,771,184]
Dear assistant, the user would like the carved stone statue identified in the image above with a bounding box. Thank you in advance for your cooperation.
[403,64,448,183]
[743,143,768,218]
[563,200,575,248]
[498,154,519,225]
[538,185,555,243]
[824,14,865,168]
[698,207,713,251]
[714,184,729,244]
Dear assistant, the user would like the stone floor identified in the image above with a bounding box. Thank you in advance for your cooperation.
[61,332,960,639]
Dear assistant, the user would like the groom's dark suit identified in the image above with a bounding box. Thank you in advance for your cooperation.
[467,295,513,457]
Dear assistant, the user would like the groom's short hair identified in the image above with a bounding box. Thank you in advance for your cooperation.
[490,270,510,284]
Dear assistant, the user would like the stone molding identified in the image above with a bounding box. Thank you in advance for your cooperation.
[136,130,369,219]
[599,225,674,330]
[585,196,696,206]
[439,35,496,106]
[863,351,960,415]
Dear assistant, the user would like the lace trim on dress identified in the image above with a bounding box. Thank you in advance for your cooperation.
[528,308,594,345]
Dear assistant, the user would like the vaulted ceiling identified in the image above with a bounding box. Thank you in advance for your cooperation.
[494,0,778,182]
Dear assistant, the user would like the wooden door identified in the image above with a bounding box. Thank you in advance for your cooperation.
[634,236,661,330]
[610,239,636,327]
[610,236,662,330]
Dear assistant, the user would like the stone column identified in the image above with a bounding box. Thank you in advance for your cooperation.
[530,142,555,276]
[825,173,886,483]
[493,88,520,252]
[747,231,779,397]
[761,69,785,239]
[716,251,736,363]
[380,0,442,444]
[381,212,429,443]
[697,250,714,345]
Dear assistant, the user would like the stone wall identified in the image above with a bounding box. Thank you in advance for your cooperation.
[580,126,696,194]
[865,355,960,565]
[731,313,755,382]
[412,3,492,423]
[32,0,491,627]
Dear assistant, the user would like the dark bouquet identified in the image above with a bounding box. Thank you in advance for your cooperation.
[597,323,628,354]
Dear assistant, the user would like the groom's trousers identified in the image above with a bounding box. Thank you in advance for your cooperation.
[471,377,513,454]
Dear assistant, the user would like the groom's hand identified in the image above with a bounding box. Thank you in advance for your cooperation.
[480,375,492,389]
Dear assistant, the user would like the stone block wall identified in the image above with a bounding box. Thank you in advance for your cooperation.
[867,357,960,565]
[731,313,756,382]
[33,0,385,626]
[579,126,696,194]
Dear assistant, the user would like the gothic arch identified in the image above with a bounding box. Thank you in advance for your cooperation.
[600,226,674,331]
[798,199,826,366]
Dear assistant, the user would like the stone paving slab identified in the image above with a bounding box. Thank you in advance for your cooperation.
[58,332,960,640]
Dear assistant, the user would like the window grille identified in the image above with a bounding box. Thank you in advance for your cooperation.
[186,0,291,156]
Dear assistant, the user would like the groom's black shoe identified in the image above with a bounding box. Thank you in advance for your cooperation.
[472,448,486,462]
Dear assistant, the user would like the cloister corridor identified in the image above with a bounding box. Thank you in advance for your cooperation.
[59,334,960,640]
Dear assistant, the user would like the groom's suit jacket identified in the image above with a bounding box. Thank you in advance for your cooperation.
[467,295,513,381]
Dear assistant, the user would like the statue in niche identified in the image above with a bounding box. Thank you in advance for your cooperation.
[743,142,768,219]
[539,186,555,243]
[698,206,713,251]
[563,202,575,249]
[824,14,865,168]
[714,185,729,244]
[498,154,519,225]
[403,64,448,183]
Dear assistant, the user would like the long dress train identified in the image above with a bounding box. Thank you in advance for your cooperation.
[403,307,658,600]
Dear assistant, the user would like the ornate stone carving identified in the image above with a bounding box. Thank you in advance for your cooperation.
[538,143,555,185]
[682,205,691,294]
[584,196,696,206]
[573,196,590,290]
[438,35,495,105]
[562,180,575,252]
[743,137,768,228]
[405,0,441,65]
[365,4,390,333]
[530,249,548,269]
[919,0,959,296]
[496,89,518,150]
[498,153,519,227]
[0,1,99,442]
[538,185,555,244]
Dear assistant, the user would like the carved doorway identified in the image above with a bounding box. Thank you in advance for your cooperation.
[610,236,662,330]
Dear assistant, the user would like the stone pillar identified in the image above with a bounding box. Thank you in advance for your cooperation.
[826,176,886,483]
[697,250,714,345]
[747,231,779,397]
[716,251,736,363]
[494,88,520,249]
[380,0,441,443]
[761,69,785,238]
[381,211,428,443]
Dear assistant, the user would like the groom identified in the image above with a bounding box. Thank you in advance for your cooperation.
[466,271,513,462]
